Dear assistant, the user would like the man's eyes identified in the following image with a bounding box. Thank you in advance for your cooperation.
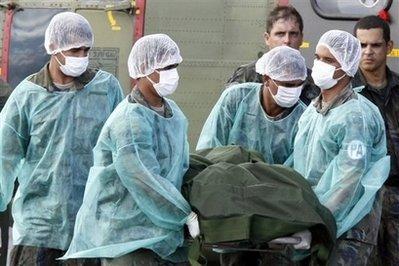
[274,32,299,37]
[361,43,383,48]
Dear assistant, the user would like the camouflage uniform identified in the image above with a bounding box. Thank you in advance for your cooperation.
[353,68,399,266]
[129,88,173,118]
[327,190,383,266]
[226,61,320,105]
[10,245,99,266]
[101,249,189,266]
[327,240,374,266]
[378,186,399,266]
[220,250,302,266]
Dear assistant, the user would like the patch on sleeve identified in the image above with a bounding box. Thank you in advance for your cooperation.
[347,140,366,160]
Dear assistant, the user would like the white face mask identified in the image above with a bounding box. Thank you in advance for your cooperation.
[56,52,89,77]
[269,79,303,108]
[147,68,179,97]
[311,59,345,90]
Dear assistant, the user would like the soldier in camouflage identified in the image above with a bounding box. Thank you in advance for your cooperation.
[353,15,399,266]
[226,5,320,105]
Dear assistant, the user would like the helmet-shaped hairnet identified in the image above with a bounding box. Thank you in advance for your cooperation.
[316,30,361,77]
[255,46,307,81]
[128,34,183,79]
[44,12,94,55]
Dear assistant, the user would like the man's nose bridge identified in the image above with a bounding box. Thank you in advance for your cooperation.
[76,49,87,57]
[364,44,373,54]
[284,32,290,42]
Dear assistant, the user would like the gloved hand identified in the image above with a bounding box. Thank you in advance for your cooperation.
[186,212,200,238]
[292,230,312,250]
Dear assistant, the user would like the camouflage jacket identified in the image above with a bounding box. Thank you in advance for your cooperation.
[353,68,399,187]
[226,60,320,106]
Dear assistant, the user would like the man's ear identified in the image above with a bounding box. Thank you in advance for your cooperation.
[298,32,304,48]
[387,40,394,55]
[263,75,270,84]
[264,32,270,47]
[49,43,56,52]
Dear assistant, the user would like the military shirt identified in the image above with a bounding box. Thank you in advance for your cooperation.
[313,83,356,116]
[28,62,98,92]
[129,88,173,118]
[353,68,399,187]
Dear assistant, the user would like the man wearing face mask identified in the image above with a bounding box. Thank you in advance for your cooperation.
[0,12,124,265]
[293,30,390,265]
[61,34,198,265]
[197,46,307,165]
[226,5,320,105]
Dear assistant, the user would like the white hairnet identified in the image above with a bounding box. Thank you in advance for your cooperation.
[316,30,361,77]
[255,46,307,81]
[128,34,183,79]
[44,12,94,55]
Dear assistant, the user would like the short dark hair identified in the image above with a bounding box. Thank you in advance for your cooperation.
[266,6,303,34]
[354,15,390,42]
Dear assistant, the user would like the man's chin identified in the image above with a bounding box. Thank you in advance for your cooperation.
[360,64,377,72]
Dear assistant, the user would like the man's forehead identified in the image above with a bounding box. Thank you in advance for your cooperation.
[275,79,304,86]
[316,45,337,60]
[71,46,90,50]
[356,28,384,41]
[271,17,300,31]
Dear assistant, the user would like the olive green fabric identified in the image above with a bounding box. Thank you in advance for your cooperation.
[182,146,336,265]
[0,79,12,109]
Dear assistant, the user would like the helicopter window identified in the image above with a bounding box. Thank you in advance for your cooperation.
[9,9,64,88]
[311,0,392,20]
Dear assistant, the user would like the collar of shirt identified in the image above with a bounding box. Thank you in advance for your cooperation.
[353,67,399,101]
[28,62,97,92]
[128,88,173,118]
[259,87,296,121]
[313,83,356,116]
